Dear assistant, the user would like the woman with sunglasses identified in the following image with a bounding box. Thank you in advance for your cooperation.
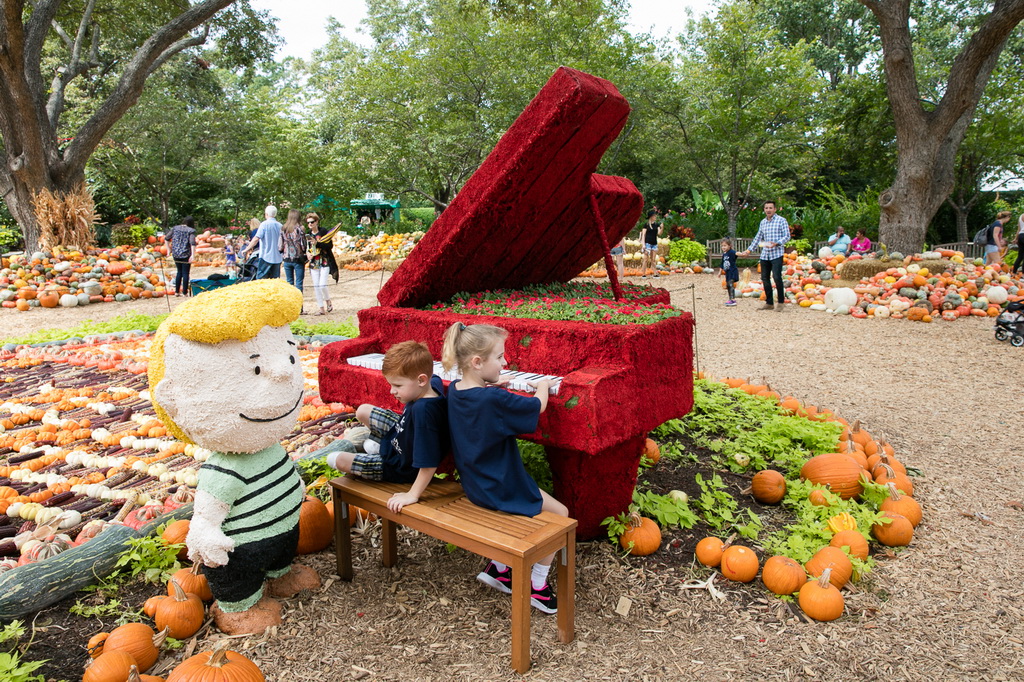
[305,213,340,315]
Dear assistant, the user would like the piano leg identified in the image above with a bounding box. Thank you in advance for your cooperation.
[544,433,645,540]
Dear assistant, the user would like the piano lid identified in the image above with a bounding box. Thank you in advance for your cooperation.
[378,67,644,310]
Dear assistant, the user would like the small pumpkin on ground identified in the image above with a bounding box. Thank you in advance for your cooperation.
[695,536,726,567]
[750,470,786,504]
[880,482,922,527]
[761,556,806,595]
[829,530,869,561]
[88,623,168,672]
[799,568,845,621]
[296,495,334,554]
[620,512,661,556]
[805,546,853,588]
[84,650,139,682]
[643,437,660,464]
[872,511,914,547]
[808,489,831,507]
[129,664,166,682]
[161,519,190,560]
[166,642,265,682]
[169,563,213,601]
[800,453,864,499]
[720,545,759,583]
[153,579,205,639]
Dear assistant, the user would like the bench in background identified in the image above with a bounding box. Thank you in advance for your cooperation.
[330,476,576,673]
[705,237,752,263]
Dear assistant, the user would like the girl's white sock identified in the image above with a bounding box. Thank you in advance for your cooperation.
[491,560,508,572]
[531,562,551,590]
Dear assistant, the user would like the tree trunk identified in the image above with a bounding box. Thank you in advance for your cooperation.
[725,203,741,239]
[953,206,969,243]
[3,171,86,253]
[860,0,1024,255]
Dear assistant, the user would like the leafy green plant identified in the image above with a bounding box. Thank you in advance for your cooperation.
[0,621,45,682]
[0,224,24,253]
[109,529,183,584]
[297,457,344,502]
[788,238,811,254]
[669,238,708,264]
[290,317,359,338]
[632,489,698,529]
[70,598,138,624]
[693,472,741,531]
[519,440,554,494]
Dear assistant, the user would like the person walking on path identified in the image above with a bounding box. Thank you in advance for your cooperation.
[739,200,790,311]
[984,211,1011,266]
[639,210,662,278]
[279,209,307,311]
[243,205,283,280]
[169,216,197,297]
[306,213,340,315]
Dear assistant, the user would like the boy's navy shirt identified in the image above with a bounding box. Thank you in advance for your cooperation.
[380,375,449,483]
[722,248,739,281]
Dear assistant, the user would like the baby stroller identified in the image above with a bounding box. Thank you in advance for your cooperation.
[237,252,259,283]
[994,301,1024,347]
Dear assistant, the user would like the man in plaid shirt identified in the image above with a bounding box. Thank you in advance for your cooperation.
[740,201,789,311]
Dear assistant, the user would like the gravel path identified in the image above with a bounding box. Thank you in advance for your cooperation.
[5,271,1021,680]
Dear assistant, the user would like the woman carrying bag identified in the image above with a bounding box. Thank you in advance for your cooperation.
[306,213,340,315]
[279,209,308,313]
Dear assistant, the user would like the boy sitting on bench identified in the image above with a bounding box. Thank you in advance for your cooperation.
[326,341,449,512]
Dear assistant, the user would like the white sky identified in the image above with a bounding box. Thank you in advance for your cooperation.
[250,0,718,60]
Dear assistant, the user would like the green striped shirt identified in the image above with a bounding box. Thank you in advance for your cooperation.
[197,444,304,546]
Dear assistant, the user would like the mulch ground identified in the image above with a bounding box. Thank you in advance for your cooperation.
[9,272,1024,681]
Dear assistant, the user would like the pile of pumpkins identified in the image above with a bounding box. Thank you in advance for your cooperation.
[80,495,336,681]
[694,407,922,622]
[0,247,169,311]
[732,248,1022,321]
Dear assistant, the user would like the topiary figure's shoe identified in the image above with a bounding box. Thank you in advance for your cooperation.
[211,595,282,635]
[267,563,321,598]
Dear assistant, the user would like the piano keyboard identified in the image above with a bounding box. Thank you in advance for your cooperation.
[347,353,562,395]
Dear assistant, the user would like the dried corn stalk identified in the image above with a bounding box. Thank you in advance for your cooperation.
[31,183,99,249]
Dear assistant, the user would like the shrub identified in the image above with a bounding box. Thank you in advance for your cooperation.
[111,220,157,247]
[788,238,811,254]
[670,238,707,264]
[0,224,23,253]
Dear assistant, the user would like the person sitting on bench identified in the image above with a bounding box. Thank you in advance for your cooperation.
[326,341,450,512]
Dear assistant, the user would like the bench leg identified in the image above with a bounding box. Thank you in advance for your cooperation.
[557,531,575,644]
[381,518,398,568]
[333,488,352,581]
[510,558,531,673]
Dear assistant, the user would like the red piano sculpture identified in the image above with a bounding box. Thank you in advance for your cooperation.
[319,67,694,539]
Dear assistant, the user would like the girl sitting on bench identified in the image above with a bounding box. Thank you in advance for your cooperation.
[441,322,569,615]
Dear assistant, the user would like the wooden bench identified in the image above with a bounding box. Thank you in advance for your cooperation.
[705,237,752,263]
[329,476,576,673]
[934,242,984,260]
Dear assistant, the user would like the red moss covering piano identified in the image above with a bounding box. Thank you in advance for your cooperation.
[319,67,695,538]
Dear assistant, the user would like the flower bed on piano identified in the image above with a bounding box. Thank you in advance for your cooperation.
[425,281,682,325]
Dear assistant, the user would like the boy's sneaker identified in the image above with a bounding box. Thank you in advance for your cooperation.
[530,583,558,614]
[477,561,512,595]
[724,300,737,307]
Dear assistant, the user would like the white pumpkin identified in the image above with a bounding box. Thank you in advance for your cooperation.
[874,305,891,318]
[889,299,911,312]
[824,287,858,310]
[59,294,79,308]
[818,246,834,259]
[809,303,828,311]
[986,286,1008,305]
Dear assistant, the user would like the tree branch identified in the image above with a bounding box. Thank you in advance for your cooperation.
[147,26,209,77]
[63,0,236,176]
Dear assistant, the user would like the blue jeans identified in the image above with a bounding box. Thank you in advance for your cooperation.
[282,261,305,293]
[256,259,281,280]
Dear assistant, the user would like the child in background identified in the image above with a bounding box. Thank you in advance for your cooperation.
[325,341,449,513]
[224,240,237,278]
[720,238,739,306]
[441,322,569,615]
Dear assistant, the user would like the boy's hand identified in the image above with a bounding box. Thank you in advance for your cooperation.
[387,492,420,513]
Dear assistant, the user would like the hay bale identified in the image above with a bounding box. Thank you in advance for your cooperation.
[835,259,890,281]
[382,258,405,272]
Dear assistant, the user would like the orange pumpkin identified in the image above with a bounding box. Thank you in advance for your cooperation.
[871,512,914,547]
[800,453,864,499]
[166,644,264,682]
[643,437,660,464]
[296,495,334,554]
[750,470,786,504]
[161,519,190,559]
[880,482,922,527]
[720,545,759,582]
[695,536,725,567]
[805,546,853,588]
[619,512,661,556]
[798,569,845,621]
[761,555,806,595]
[37,291,59,308]
[829,530,869,561]
[169,564,213,601]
